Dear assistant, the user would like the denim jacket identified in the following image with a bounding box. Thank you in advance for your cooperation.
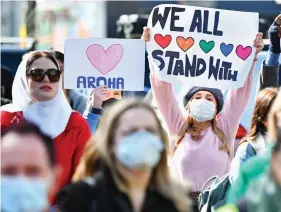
[83,107,103,134]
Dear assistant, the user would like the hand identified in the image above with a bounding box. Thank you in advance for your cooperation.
[141,27,150,42]
[254,32,264,56]
[90,85,110,108]
[274,14,281,26]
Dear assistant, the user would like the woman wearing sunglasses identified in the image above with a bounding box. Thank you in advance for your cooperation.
[0,51,91,204]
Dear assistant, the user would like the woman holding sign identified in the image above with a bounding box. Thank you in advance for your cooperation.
[0,51,91,204]
[142,28,264,200]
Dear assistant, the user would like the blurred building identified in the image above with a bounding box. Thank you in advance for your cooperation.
[1,1,26,37]
[35,1,106,51]
[2,1,280,40]
[107,1,280,39]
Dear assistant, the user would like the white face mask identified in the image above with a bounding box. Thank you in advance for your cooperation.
[115,131,164,170]
[189,99,216,122]
[1,176,49,212]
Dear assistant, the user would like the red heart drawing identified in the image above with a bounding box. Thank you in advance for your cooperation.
[154,34,172,49]
[86,44,124,75]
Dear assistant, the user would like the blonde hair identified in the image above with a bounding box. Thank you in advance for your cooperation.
[72,98,192,212]
[268,90,281,143]
[174,102,229,156]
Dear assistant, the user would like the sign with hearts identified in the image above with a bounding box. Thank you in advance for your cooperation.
[146,4,258,89]
[64,38,145,91]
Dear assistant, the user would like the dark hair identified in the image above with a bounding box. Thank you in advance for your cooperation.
[26,51,60,72]
[2,123,55,167]
[240,88,278,144]
[1,66,14,100]
[51,50,64,63]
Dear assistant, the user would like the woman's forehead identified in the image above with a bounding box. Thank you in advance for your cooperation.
[194,90,214,97]
[118,107,158,128]
[29,57,57,69]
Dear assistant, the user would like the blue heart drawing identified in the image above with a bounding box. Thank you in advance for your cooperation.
[220,43,234,57]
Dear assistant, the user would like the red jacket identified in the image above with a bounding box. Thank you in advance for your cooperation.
[0,110,91,204]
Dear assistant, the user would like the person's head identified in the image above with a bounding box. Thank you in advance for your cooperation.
[183,87,224,121]
[102,90,124,108]
[272,142,281,188]
[241,88,279,143]
[26,51,61,101]
[1,66,14,101]
[268,89,281,145]
[74,98,168,181]
[268,90,281,187]
[73,99,190,211]
[177,86,228,155]
[1,123,60,211]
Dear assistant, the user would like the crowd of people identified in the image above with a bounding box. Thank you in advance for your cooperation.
[0,12,280,212]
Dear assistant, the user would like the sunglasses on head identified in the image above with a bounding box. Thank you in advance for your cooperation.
[26,68,61,83]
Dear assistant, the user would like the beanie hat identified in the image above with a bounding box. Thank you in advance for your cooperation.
[183,86,224,113]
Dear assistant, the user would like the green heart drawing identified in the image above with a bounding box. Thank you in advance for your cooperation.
[199,40,215,53]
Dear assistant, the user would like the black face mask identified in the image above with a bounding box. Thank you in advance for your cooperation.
[102,98,119,109]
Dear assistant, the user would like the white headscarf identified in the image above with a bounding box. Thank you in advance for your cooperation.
[1,51,72,139]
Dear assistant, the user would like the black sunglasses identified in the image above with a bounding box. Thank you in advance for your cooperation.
[26,68,61,83]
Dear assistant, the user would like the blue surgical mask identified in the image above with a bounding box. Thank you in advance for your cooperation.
[115,131,164,170]
[1,176,49,212]
[189,99,216,122]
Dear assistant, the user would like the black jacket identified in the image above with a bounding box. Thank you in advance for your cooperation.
[259,62,279,90]
[57,168,197,212]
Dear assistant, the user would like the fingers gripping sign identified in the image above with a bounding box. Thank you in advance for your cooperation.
[90,85,109,108]
[89,85,122,108]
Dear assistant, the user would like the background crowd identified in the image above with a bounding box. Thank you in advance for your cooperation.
[1,6,281,212]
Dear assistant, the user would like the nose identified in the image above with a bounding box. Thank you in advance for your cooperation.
[42,75,50,83]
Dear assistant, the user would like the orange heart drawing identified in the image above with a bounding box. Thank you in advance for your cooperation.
[176,36,195,52]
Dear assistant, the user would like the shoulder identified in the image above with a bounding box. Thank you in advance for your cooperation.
[0,110,17,120]
[66,111,89,128]
[236,142,249,152]
[0,109,23,126]
[57,178,98,212]
[65,111,91,139]
[240,149,271,176]
[236,142,256,163]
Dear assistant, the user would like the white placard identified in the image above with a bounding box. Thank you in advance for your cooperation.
[147,4,259,89]
[64,38,145,91]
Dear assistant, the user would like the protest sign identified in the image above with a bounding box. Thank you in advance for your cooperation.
[64,38,145,91]
[146,4,259,89]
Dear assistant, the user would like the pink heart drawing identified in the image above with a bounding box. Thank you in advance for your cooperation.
[236,45,252,60]
[86,44,124,75]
